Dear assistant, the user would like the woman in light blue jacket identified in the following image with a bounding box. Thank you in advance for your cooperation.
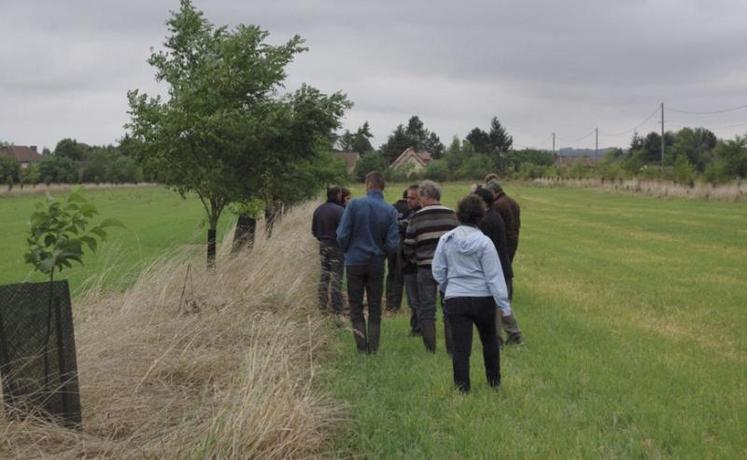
[432,194,512,393]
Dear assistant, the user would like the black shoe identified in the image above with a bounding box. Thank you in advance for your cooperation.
[506,335,523,346]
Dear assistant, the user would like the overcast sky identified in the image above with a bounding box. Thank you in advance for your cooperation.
[2,0,747,152]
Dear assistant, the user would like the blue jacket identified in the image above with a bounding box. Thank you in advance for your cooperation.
[336,190,400,265]
[432,225,512,316]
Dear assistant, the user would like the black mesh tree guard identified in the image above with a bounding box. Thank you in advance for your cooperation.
[0,280,82,428]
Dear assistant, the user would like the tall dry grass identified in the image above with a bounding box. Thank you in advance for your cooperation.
[0,202,341,458]
[532,177,747,201]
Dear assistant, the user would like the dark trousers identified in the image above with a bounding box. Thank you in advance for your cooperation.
[346,257,385,353]
[385,251,405,311]
[444,297,501,393]
[318,244,344,313]
[403,272,420,333]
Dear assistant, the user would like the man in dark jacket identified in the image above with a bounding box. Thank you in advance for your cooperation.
[337,172,400,354]
[312,186,345,314]
[474,187,514,347]
[385,189,411,312]
[484,180,523,345]
[474,188,513,288]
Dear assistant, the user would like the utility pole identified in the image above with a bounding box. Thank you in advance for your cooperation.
[595,127,599,159]
[552,132,556,154]
[660,102,665,167]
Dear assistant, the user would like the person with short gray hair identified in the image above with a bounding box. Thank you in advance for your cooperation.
[404,180,458,353]
[418,180,442,201]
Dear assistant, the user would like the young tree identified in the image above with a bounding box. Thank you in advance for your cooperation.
[127,0,349,267]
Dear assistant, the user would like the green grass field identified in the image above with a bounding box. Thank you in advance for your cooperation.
[1,183,745,457]
[322,183,747,458]
[0,187,235,295]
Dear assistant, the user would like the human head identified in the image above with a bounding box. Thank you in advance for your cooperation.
[457,194,486,226]
[341,187,352,206]
[326,186,341,203]
[473,187,494,208]
[484,173,500,184]
[483,180,503,200]
[405,184,420,209]
[418,180,441,207]
[365,171,386,192]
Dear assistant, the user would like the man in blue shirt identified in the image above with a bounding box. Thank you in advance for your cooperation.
[337,171,400,354]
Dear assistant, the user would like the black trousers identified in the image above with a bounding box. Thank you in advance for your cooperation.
[444,296,501,393]
[318,244,344,313]
[385,250,405,311]
[346,257,385,353]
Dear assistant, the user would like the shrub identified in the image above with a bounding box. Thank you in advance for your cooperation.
[353,152,388,181]
[673,155,696,185]
[39,155,79,184]
[456,154,494,180]
[423,159,449,182]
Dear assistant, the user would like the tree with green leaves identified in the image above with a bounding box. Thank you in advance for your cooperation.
[488,117,513,153]
[0,155,20,188]
[127,0,349,267]
[671,127,717,171]
[24,189,122,392]
[338,122,374,154]
[465,128,491,154]
[54,138,90,161]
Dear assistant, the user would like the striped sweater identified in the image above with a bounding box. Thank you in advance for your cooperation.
[403,205,458,268]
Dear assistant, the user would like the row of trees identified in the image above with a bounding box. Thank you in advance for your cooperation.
[0,138,144,188]
[126,0,349,266]
[346,115,746,184]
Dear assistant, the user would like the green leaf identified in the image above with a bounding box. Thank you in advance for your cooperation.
[99,218,125,229]
[80,236,98,252]
[90,226,107,239]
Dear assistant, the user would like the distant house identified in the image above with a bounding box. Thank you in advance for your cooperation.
[390,147,432,172]
[0,145,43,169]
[332,150,360,174]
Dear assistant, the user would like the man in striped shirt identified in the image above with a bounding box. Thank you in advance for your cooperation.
[403,180,458,353]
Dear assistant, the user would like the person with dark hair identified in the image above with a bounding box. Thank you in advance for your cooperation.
[473,187,513,346]
[483,180,523,345]
[337,171,400,354]
[340,187,352,207]
[400,185,422,335]
[385,188,411,313]
[312,186,345,314]
[404,180,458,353]
[432,194,511,393]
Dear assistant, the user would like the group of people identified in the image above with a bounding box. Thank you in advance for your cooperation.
[311,172,522,393]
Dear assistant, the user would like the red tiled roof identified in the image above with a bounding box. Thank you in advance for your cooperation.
[0,145,43,163]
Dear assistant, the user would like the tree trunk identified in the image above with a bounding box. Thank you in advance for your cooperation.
[207,228,217,270]
[232,214,256,253]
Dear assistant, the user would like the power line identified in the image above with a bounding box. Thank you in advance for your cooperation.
[557,128,596,144]
[667,104,747,115]
[599,106,661,137]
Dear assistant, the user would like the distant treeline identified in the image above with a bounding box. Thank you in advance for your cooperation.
[348,116,747,184]
[0,137,145,187]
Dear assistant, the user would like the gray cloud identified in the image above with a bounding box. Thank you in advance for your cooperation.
[2,0,747,151]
